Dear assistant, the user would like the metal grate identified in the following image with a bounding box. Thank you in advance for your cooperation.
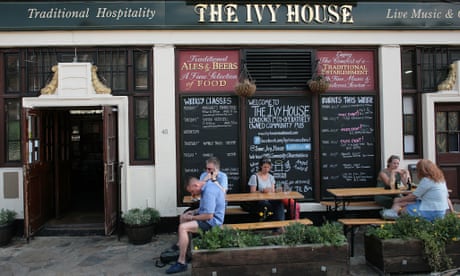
[243,49,313,91]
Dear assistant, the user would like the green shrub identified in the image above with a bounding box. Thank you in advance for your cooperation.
[0,208,17,225]
[122,207,160,226]
[193,222,347,250]
[365,213,460,272]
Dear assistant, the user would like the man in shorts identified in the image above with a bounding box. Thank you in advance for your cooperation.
[166,176,226,274]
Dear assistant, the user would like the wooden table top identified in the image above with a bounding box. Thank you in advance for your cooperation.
[183,191,304,204]
[326,187,410,197]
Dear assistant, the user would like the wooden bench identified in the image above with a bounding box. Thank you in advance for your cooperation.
[225,218,313,231]
[338,218,395,257]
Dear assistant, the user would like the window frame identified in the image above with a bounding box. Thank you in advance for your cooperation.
[0,47,155,167]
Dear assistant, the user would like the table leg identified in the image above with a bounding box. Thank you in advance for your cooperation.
[342,224,356,257]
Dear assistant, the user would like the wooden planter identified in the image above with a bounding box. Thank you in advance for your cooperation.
[364,234,460,274]
[192,243,349,276]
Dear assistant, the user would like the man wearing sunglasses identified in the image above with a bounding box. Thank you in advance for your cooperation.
[199,156,228,192]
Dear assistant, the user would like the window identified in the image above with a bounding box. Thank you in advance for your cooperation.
[133,97,152,161]
[401,46,460,158]
[0,47,154,167]
[436,110,460,153]
[5,99,21,162]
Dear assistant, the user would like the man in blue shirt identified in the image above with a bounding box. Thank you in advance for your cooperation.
[199,157,228,192]
[166,176,226,274]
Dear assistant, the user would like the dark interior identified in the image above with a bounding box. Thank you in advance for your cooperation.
[39,110,105,235]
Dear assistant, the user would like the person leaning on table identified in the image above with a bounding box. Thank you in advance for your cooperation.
[166,176,226,274]
[375,155,411,209]
[382,159,450,222]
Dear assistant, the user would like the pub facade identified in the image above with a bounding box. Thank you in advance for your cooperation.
[0,1,459,237]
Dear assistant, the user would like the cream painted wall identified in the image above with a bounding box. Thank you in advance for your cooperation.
[378,45,405,168]
[152,45,180,217]
[0,168,24,219]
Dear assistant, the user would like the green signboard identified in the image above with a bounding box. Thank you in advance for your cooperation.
[1,1,460,31]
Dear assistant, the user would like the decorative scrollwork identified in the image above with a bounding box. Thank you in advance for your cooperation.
[91,65,111,94]
[40,65,59,95]
[437,63,457,91]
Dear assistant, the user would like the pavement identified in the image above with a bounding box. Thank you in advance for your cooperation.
[0,228,457,276]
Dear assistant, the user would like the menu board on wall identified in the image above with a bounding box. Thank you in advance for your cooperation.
[317,50,375,91]
[320,95,376,198]
[246,96,313,200]
[180,95,240,194]
[178,50,240,92]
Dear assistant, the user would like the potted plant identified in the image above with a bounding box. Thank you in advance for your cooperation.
[364,213,460,274]
[308,59,330,93]
[191,222,349,275]
[122,207,160,245]
[235,63,256,97]
[0,208,17,246]
[307,75,330,93]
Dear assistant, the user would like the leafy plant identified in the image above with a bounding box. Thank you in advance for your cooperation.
[193,222,347,250]
[122,207,160,226]
[0,208,17,225]
[365,213,460,272]
[193,226,264,250]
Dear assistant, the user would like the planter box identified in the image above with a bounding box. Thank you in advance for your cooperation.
[0,222,15,246]
[124,223,156,245]
[192,243,349,276]
[364,234,460,274]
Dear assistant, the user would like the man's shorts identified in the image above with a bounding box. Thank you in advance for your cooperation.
[197,221,213,232]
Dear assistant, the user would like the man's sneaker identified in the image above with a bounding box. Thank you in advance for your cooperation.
[381,209,399,220]
[166,262,187,274]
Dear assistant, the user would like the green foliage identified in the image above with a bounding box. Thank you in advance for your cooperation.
[193,227,264,250]
[193,222,347,250]
[122,207,160,226]
[0,208,17,225]
[272,222,346,246]
[365,213,460,272]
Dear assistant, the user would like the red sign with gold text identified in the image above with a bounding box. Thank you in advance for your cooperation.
[178,50,240,92]
[317,50,375,91]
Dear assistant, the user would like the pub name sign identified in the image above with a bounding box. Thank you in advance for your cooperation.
[1,1,460,31]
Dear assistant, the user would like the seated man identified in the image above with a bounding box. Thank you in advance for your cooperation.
[166,176,226,274]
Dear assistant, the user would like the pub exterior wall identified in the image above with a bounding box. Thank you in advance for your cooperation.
[0,29,459,218]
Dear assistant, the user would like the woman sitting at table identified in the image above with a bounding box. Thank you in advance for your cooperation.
[247,156,285,223]
[375,155,411,209]
[382,159,450,222]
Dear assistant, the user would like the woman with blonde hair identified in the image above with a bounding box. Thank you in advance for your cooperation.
[383,159,450,221]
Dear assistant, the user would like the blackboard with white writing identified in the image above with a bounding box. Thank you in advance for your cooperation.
[180,95,241,195]
[246,96,312,200]
[320,95,377,198]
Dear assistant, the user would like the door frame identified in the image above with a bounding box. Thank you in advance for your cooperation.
[22,96,128,237]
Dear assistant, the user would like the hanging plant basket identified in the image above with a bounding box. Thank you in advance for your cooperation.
[235,78,257,97]
[235,64,256,97]
[307,77,330,93]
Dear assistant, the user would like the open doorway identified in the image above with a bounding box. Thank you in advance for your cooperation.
[43,109,105,234]
[23,107,119,237]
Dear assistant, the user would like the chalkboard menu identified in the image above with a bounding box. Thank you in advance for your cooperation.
[180,95,241,194]
[320,95,376,198]
[246,96,313,200]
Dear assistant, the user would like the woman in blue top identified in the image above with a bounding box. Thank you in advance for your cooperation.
[248,157,285,222]
[385,159,450,222]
